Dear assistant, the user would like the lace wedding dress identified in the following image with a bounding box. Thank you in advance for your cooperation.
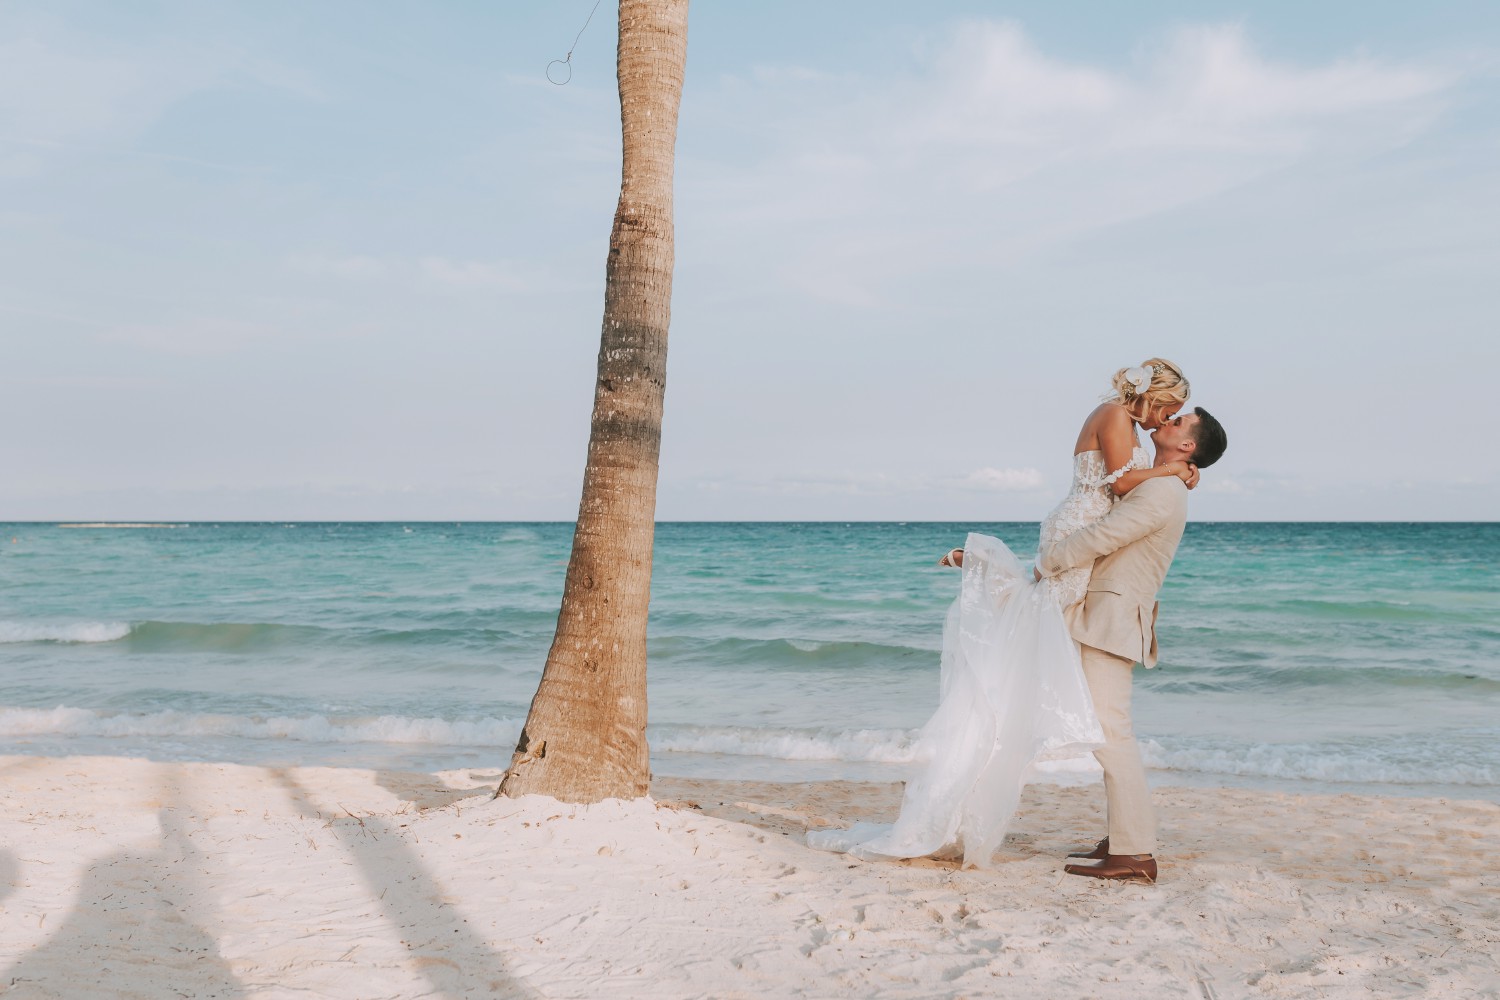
[806,445,1149,868]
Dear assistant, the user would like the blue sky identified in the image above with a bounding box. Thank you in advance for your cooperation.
[2,1,1496,520]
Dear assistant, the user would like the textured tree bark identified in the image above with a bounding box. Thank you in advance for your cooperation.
[498,0,689,803]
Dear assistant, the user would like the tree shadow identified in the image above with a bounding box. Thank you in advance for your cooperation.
[0,849,15,911]
[652,775,906,838]
[0,778,247,999]
[272,770,543,1000]
[373,769,496,812]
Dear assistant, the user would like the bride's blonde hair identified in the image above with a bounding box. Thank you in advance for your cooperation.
[1105,357,1190,418]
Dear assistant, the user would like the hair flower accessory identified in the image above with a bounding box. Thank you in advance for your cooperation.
[1122,365,1152,398]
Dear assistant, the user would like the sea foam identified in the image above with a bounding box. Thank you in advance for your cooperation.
[0,706,525,746]
[652,724,924,763]
[0,621,132,644]
[2,706,1492,788]
[1141,738,1499,787]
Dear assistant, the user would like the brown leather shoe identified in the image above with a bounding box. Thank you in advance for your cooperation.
[1067,837,1109,859]
[1064,854,1158,884]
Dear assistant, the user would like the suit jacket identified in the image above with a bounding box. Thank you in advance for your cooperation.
[1038,476,1188,668]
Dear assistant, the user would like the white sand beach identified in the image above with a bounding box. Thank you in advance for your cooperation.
[0,755,1495,999]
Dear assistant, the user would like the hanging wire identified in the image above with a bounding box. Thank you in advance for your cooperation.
[546,0,605,85]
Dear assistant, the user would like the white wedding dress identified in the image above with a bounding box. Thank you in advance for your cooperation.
[806,445,1149,868]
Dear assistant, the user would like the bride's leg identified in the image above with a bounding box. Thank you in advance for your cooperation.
[1079,645,1157,857]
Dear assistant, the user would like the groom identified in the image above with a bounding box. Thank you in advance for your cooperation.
[1038,406,1227,884]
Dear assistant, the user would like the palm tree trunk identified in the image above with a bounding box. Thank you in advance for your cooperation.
[498,0,689,803]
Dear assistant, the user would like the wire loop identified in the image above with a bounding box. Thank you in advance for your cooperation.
[547,0,603,86]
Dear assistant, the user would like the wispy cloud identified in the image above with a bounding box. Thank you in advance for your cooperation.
[283,253,572,295]
[690,466,1052,498]
[0,15,326,157]
[0,35,169,143]
[963,466,1047,492]
[101,318,279,356]
[419,257,533,292]
[100,315,375,356]
[914,22,1450,155]
[1198,469,1306,496]
[0,374,157,390]
[287,253,388,280]
[692,472,924,498]
[686,21,1459,306]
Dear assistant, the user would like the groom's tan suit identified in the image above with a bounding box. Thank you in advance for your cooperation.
[1038,476,1189,856]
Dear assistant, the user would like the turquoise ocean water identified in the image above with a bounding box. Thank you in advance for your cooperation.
[1,522,1495,799]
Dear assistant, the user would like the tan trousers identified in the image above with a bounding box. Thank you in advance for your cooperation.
[1080,644,1157,856]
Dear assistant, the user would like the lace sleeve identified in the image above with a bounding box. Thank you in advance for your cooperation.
[1078,459,1135,489]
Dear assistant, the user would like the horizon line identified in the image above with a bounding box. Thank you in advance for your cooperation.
[5,519,1495,527]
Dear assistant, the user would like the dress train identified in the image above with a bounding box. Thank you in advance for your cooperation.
[806,532,1104,868]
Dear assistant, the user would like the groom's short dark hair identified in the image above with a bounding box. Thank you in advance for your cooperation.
[1188,407,1227,468]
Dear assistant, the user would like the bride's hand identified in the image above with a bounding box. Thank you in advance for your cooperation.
[1169,461,1199,489]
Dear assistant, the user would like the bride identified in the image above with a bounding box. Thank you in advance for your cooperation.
[807,359,1197,868]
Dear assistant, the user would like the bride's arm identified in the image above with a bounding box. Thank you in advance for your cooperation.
[1112,461,1197,495]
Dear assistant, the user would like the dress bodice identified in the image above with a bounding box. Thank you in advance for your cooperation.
[1038,445,1151,607]
[1067,447,1152,498]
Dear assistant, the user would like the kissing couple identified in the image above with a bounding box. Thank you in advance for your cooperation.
[808,358,1228,884]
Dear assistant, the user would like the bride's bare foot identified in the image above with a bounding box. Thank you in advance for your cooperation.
[938,548,964,568]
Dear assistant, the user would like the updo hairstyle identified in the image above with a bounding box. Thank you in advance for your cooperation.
[1105,357,1190,419]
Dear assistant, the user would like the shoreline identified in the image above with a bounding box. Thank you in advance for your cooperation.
[1,754,1495,998]
[4,739,1495,806]
[10,519,1500,525]
[5,740,1494,809]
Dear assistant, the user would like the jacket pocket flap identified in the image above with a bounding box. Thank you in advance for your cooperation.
[1085,580,1123,595]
